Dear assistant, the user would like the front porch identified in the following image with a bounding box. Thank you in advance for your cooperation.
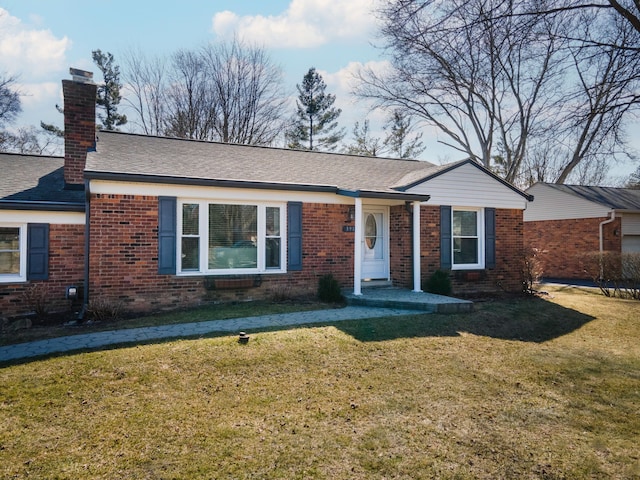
[344,285,473,314]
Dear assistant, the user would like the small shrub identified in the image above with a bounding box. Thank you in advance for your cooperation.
[318,274,343,303]
[22,283,51,318]
[270,285,295,303]
[522,246,544,293]
[424,270,452,295]
[87,297,124,322]
[579,251,640,300]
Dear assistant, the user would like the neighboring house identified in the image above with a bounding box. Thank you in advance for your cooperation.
[0,70,532,318]
[524,182,640,279]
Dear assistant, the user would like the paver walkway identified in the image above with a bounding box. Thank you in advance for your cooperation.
[0,306,422,363]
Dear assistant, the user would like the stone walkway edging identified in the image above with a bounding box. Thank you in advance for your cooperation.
[0,306,422,363]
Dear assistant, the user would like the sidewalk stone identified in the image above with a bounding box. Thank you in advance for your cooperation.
[0,306,422,363]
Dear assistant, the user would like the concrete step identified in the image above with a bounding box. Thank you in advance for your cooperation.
[344,288,474,314]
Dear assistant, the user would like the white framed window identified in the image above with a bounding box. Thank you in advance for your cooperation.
[0,224,27,283]
[452,208,484,270]
[177,200,286,275]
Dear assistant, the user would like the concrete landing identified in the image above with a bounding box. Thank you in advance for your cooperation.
[345,287,474,314]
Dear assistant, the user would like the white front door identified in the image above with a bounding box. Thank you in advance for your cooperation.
[361,208,389,280]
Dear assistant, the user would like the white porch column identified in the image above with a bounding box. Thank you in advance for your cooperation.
[353,198,363,295]
[412,200,423,292]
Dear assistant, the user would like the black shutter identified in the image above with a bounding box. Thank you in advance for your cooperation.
[158,196,177,274]
[27,223,49,280]
[485,207,496,269]
[287,202,303,271]
[440,205,452,270]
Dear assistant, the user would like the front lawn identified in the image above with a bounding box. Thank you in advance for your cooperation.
[1,286,639,479]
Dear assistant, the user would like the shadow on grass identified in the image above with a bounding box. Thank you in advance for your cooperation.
[335,296,595,343]
[1,296,596,366]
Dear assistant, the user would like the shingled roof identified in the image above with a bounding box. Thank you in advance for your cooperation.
[546,184,640,211]
[0,153,85,211]
[85,131,441,200]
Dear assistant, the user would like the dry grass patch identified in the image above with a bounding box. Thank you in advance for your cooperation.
[0,299,330,347]
[1,286,639,479]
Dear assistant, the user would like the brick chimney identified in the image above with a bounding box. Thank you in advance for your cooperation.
[62,68,97,187]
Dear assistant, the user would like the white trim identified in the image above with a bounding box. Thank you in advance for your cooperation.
[451,207,485,270]
[412,201,422,292]
[0,210,84,224]
[90,179,352,205]
[177,199,287,276]
[353,198,363,295]
[0,223,27,283]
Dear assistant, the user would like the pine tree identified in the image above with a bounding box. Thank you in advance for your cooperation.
[92,50,127,130]
[343,120,383,156]
[382,111,425,159]
[286,67,344,151]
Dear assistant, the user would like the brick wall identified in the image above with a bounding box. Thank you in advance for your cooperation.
[88,196,356,313]
[389,204,412,286]
[62,79,96,186]
[390,205,524,294]
[0,224,85,317]
[524,217,621,279]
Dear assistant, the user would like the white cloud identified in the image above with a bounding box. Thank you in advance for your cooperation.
[212,0,380,48]
[18,82,61,109]
[0,8,70,79]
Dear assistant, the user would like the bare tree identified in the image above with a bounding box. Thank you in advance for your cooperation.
[201,40,288,145]
[0,126,60,155]
[164,49,215,140]
[121,39,287,146]
[553,11,640,183]
[514,0,640,50]
[356,0,565,183]
[0,73,21,129]
[356,0,639,186]
[122,48,168,136]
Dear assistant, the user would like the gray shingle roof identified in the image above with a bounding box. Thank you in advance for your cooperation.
[86,131,441,195]
[547,184,640,211]
[0,153,85,209]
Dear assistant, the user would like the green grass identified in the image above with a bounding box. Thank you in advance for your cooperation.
[1,286,639,479]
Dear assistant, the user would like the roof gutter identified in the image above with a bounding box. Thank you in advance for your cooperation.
[84,172,433,202]
[84,171,339,194]
[0,200,85,212]
[337,189,431,202]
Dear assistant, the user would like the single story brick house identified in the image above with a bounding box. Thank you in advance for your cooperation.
[0,70,532,318]
[524,182,640,279]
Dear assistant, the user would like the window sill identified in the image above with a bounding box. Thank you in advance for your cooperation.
[0,277,27,284]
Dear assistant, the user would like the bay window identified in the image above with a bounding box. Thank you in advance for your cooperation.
[178,201,285,274]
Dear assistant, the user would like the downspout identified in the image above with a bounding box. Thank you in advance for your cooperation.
[599,210,616,253]
[79,179,91,320]
[598,210,616,279]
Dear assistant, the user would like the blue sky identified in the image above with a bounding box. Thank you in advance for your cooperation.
[0,0,401,152]
[0,1,637,179]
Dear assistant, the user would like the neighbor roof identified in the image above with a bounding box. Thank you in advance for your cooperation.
[0,153,85,211]
[543,183,640,211]
[85,131,446,200]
